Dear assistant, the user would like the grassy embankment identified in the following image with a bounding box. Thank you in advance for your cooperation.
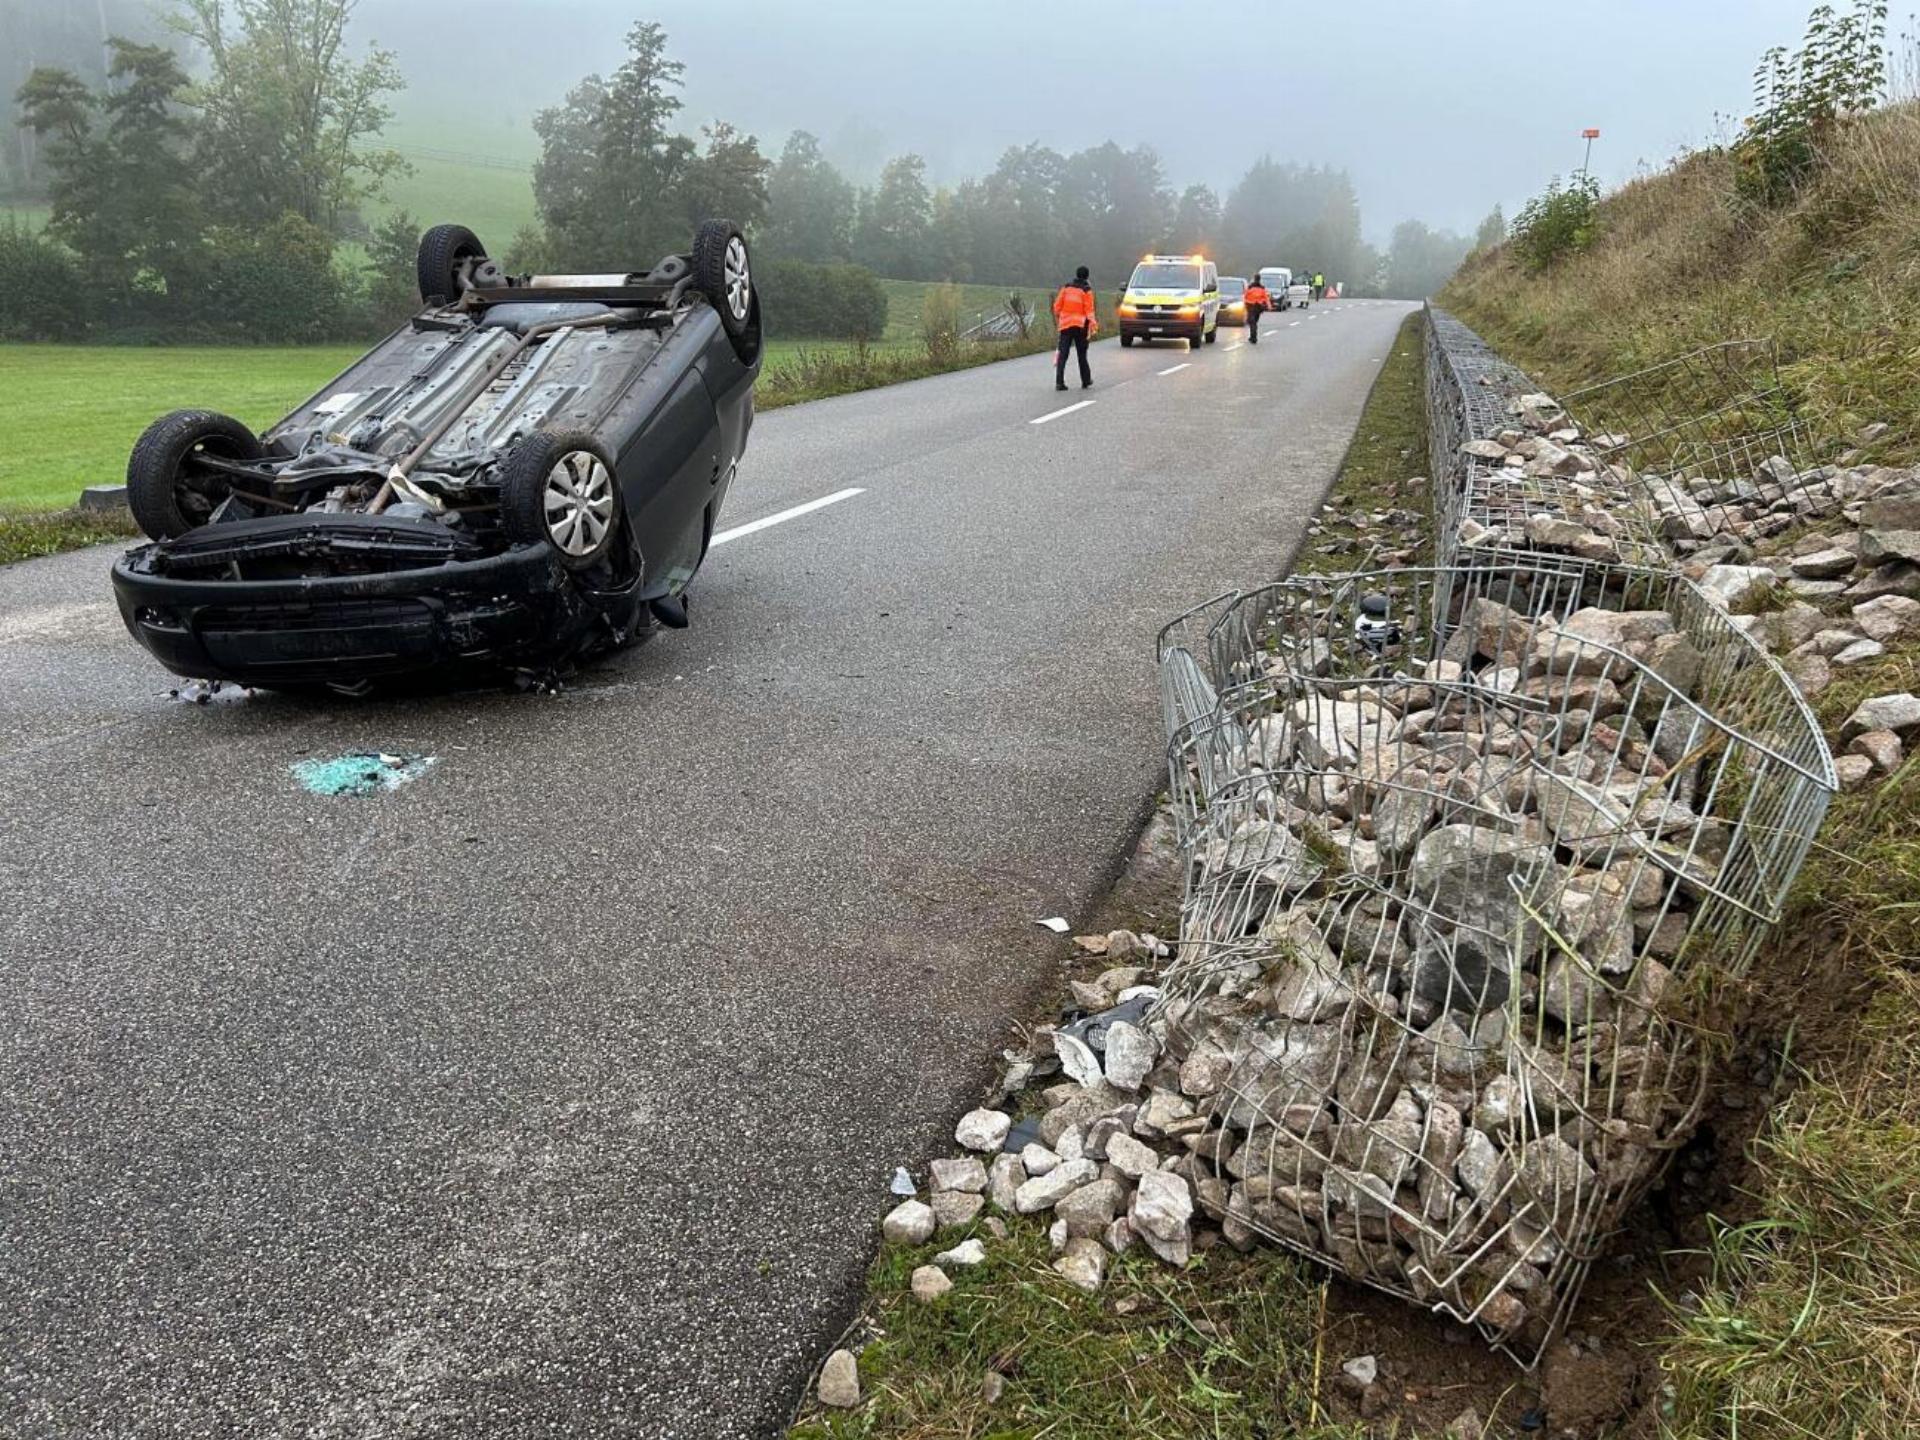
[1446,101,1920,1439]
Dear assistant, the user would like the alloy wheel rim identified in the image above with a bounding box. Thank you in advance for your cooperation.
[723,236,751,321]
[542,451,615,556]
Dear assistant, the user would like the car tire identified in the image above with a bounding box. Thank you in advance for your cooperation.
[498,429,624,571]
[126,409,265,540]
[417,223,486,305]
[692,219,755,341]
[1120,333,1134,348]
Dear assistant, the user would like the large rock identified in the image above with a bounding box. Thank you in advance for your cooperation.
[1843,692,1920,740]
[1790,547,1858,579]
[1530,608,1633,677]
[988,1153,1025,1213]
[1696,564,1776,611]
[1103,1020,1158,1091]
[1287,696,1387,768]
[1052,1236,1109,1293]
[1443,597,1532,665]
[1409,823,1563,951]
[1859,527,1920,567]
[1104,1131,1161,1180]
[1129,1170,1195,1265]
[1056,1176,1128,1237]
[1516,1134,1597,1211]
[1533,772,1643,860]
[818,1349,861,1408]
[932,1190,986,1229]
[1014,1158,1100,1214]
[1846,562,1920,601]
[882,1200,936,1245]
[1208,820,1326,897]
[955,1108,1011,1153]
[1411,930,1510,1014]
[1853,594,1920,642]
[930,1157,988,1194]
[1216,1023,1349,1130]
[910,1264,952,1303]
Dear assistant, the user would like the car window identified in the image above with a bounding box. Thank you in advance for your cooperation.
[1130,262,1203,289]
[1218,278,1246,298]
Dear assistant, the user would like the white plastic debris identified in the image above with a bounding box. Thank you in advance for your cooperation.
[1051,1029,1104,1088]
[1036,916,1071,934]
[889,1166,916,1196]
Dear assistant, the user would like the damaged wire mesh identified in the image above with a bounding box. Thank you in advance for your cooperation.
[1152,563,1833,1366]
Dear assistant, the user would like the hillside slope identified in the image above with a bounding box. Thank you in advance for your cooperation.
[1445,101,1920,467]
[1445,104,1920,1440]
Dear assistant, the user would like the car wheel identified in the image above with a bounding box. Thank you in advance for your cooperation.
[692,219,756,340]
[126,409,265,540]
[416,223,487,306]
[1120,333,1134,348]
[499,430,624,570]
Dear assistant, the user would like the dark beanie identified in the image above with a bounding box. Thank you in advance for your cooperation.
[1075,265,1090,281]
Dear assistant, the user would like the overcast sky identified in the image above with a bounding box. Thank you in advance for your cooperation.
[367,0,1895,239]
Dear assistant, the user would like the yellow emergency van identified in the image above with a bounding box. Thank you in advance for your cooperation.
[1117,254,1219,350]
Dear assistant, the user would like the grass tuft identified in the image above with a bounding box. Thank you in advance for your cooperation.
[788,1225,1366,1440]
[0,507,138,567]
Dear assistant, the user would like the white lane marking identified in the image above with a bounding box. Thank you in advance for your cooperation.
[1030,399,1096,425]
[1157,362,1190,376]
[712,487,865,546]
[1289,321,1302,327]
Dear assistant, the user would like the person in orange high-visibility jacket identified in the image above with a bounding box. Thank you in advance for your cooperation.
[1242,277,1272,345]
[1052,265,1098,391]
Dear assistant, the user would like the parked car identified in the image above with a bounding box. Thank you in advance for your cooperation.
[111,219,763,690]
[1216,276,1249,325]
[1258,267,1293,310]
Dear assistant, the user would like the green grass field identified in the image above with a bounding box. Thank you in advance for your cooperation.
[0,345,363,512]
[0,301,1048,513]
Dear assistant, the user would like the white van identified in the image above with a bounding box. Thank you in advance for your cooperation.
[1257,267,1292,310]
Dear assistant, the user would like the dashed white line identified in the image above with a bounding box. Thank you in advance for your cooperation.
[1030,399,1096,425]
[712,487,865,546]
[1157,362,1191,376]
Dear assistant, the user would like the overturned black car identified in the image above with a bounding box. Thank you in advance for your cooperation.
[111,218,762,689]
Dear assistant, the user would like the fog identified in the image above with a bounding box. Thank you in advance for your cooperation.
[360,0,1837,238]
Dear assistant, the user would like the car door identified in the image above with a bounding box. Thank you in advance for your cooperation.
[621,359,720,597]
[1202,262,1220,333]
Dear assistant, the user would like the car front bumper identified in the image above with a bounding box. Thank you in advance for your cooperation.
[112,535,640,687]
[1121,314,1205,340]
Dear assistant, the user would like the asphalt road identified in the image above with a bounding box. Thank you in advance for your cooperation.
[0,299,1418,1438]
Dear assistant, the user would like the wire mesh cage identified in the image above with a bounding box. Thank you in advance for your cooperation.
[1425,307,1669,570]
[1153,563,1834,1365]
[1559,339,1837,532]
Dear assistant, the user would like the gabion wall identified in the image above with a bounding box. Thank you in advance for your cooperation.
[1152,309,1840,1367]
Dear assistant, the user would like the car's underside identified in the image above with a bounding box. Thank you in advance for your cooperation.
[111,220,761,689]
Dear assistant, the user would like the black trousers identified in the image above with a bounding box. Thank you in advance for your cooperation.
[1055,326,1091,386]
[1247,308,1262,342]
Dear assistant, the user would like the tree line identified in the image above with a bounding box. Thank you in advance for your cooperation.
[1,4,1495,345]
[514,22,1496,305]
